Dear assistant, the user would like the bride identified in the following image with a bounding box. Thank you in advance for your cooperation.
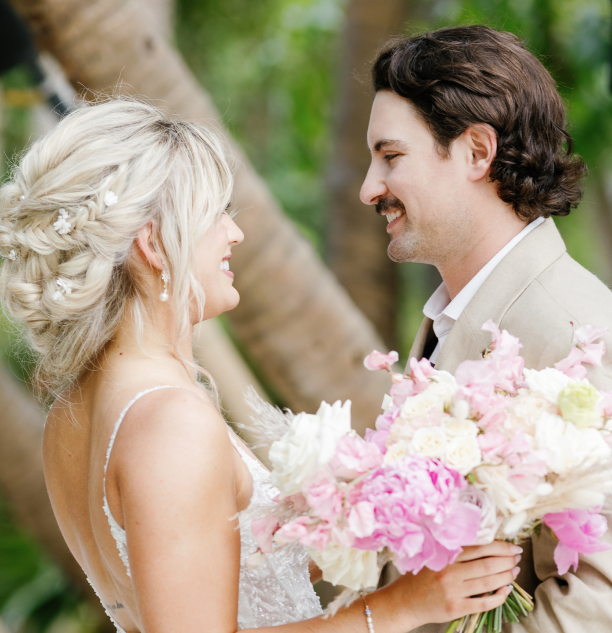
[0,100,521,633]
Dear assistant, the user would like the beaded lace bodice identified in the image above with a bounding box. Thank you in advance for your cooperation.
[94,386,321,631]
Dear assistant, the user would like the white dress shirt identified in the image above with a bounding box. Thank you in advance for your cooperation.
[423,217,545,364]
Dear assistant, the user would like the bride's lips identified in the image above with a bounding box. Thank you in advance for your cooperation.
[221,254,234,279]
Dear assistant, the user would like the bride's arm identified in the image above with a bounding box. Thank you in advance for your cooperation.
[117,390,519,633]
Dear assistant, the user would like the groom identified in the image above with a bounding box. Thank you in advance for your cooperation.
[360,25,612,632]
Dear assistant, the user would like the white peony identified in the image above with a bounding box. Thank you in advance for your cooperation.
[442,417,479,439]
[310,544,379,591]
[269,400,351,496]
[534,412,611,477]
[523,367,571,404]
[384,440,411,464]
[505,393,557,436]
[445,436,482,475]
[410,426,447,459]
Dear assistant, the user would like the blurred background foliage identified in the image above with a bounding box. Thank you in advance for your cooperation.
[0,0,610,629]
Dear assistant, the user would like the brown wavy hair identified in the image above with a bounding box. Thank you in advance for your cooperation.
[372,25,587,220]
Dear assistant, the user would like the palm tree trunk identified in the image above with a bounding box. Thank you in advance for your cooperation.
[10,0,390,434]
[326,0,410,349]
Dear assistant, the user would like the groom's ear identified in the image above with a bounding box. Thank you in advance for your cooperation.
[464,123,497,182]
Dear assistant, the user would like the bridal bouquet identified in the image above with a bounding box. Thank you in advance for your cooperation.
[245,322,612,633]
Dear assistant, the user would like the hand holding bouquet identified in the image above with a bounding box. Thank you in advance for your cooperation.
[245,322,612,632]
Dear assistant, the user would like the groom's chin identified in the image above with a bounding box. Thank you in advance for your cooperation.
[387,238,419,263]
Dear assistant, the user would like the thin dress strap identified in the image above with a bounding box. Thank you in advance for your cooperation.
[102,385,181,576]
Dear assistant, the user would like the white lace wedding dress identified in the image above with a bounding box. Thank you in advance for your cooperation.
[90,386,322,631]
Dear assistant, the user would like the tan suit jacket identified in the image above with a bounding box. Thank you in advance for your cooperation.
[409,218,612,632]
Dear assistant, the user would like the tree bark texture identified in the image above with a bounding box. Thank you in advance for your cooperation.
[10,0,390,435]
[326,0,409,349]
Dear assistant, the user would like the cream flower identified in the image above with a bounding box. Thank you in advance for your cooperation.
[52,277,73,301]
[505,393,557,435]
[430,370,458,407]
[269,400,351,496]
[523,367,571,404]
[442,417,479,439]
[53,209,71,235]
[410,426,447,459]
[445,436,482,475]
[534,412,611,477]
[310,544,379,591]
[383,440,411,464]
[401,388,445,421]
[104,190,118,207]
[474,465,540,518]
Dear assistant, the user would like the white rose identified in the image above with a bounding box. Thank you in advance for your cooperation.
[430,371,458,407]
[401,389,444,421]
[384,440,411,464]
[310,544,379,591]
[445,436,482,475]
[269,400,351,496]
[442,417,479,439]
[534,412,611,477]
[523,367,571,404]
[410,426,447,459]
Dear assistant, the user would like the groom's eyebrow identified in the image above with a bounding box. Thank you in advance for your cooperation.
[372,139,410,153]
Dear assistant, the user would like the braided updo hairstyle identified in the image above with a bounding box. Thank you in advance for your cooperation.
[0,98,233,396]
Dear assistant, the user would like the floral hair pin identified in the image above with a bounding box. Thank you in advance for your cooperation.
[8,250,17,261]
[52,277,73,301]
[53,209,72,235]
[104,191,118,207]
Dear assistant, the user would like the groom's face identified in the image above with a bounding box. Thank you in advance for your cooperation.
[361,91,473,265]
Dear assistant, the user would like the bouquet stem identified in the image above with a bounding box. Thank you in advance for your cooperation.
[445,583,533,633]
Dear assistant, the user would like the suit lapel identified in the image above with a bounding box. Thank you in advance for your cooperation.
[432,218,567,373]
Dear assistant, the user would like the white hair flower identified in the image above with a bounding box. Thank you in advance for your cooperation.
[53,209,72,235]
[20,195,25,201]
[8,250,16,261]
[52,277,73,301]
[104,191,118,207]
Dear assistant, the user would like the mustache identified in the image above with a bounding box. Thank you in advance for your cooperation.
[376,196,406,216]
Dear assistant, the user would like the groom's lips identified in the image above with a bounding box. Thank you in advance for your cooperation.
[386,211,406,233]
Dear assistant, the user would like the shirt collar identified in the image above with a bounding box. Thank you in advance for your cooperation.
[422,217,545,330]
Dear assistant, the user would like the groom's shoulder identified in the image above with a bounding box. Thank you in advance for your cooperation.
[501,252,612,387]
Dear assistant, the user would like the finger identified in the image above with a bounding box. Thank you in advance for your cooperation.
[456,541,522,563]
[462,567,520,597]
[462,585,513,615]
[460,555,521,581]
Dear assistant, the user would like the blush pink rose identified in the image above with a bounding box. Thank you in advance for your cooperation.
[303,471,344,522]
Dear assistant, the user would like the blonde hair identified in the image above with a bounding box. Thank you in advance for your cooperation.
[0,98,233,397]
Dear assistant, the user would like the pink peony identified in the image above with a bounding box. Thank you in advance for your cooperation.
[251,516,280,553]
[274,515,312,546]
[364,350,399,371]
[329,434,384,479]
[348,456,481,574]
[303,471,344,523]
[543,509,611,575]
[364,427,389,453]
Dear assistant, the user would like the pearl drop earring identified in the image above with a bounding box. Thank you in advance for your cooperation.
[159,269,170,302]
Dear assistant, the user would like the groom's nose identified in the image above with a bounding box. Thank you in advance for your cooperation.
[360,163,387,206]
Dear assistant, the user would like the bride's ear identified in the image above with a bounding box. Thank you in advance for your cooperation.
[135,222,165,271]
[464,123,497,182]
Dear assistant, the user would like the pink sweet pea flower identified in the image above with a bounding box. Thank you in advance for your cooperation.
[330,434,383,479]
[555,325,608,379]
[543,509,611,575]
[574,325,609,348]
[364,350,399,371]
[455,361,497,415]
[390,379,418,407]
[251,516,280,553]
[364,427,389,454]
[303,471,344,522]
[274,516,312,546]
[408,357,438,392]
